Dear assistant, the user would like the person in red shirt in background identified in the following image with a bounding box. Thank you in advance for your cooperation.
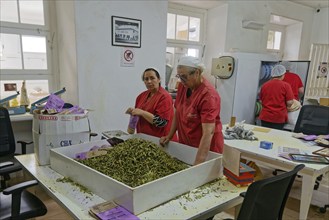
[160,56,224,165]
[126,68,177,141]
[259,64,294,130]
[281,61,304,101]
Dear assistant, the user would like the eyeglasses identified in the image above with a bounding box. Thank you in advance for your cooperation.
[175,71,195,82]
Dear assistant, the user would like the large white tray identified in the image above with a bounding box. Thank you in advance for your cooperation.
[50,133,222,215]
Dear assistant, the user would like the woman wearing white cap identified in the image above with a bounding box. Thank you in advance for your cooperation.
[160,56,224,165]
[259,64,294,130]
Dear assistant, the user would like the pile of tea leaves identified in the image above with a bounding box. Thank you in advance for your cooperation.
[76,138,189,187]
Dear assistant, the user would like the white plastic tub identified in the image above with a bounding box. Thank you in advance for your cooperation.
[50,133,222,214]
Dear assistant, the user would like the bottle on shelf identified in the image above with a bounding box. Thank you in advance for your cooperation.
[20,80,30,107]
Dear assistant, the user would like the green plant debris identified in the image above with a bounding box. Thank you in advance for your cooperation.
[176,178,224,206]
[76,138,189,187]
[56,177,92,195]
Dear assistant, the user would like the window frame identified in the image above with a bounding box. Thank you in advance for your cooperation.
[166,4,207,90]
[167,4,206,47]
[266,23,285,53]
[0,0,54,86]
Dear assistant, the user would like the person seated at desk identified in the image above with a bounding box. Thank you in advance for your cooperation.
[126,68,177,141]
[259,64,294,130]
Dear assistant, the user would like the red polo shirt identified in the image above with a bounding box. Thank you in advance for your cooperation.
[283,72,303,100]
[174,78,223,153]
[135,86,177,140]
[259,79,294,123]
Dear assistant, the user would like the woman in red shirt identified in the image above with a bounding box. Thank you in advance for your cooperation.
[259,65,294,130]
[281,61,304,100]
[126,68,177,140]
[160,56,224,165]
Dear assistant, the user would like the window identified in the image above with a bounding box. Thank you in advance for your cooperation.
[0,0,53,106]
[166,4,205,90]
[267,30,282,50]
[167,13,201,42]
[267,14,302,60]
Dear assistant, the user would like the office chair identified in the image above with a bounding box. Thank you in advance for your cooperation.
[236,164,305,220]
[293,104,329,214]
[0,162,48,220]
[0,107,33,190]
[293,105,329,135]
[274,105,329,178]
[274,105,329,212]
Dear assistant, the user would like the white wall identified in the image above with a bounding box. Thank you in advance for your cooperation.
[203,1,316,78]
[202,1,322,124]
[225,2,268,53]
[311,7,329,44]
[283,22,303,60]
[224,1,314,59]
[72,1,168,134]
[52,1,328,134]
[55,1,78,105]
[204,3,228,80]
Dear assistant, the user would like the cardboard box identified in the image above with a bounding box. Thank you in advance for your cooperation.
[33,113,90,165]
[50,134,222,215]
[319,98,329,106]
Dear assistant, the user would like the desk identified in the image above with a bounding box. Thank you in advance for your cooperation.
[10,113,34,154]
[10,113,33,122]
[16,154,246,219]
[224,124,329,220]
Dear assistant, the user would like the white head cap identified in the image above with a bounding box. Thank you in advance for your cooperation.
[178,56,200,68]
[271,64,286,77]
[177,56,205,72]
[280,61,291,71]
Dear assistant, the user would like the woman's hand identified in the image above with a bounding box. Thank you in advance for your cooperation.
[125,107,134,114]
[131,108,143,116]
[159,136,170,147]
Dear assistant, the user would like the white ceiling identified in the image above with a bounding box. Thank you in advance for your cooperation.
[169,0,329,10]
[290,0,329,9]
[169,0,225,9]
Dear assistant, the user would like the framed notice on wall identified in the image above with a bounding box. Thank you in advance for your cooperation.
[317,62,328,78]
[112,16,142,48]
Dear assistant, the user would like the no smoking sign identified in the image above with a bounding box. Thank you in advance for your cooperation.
[121,48,135,67]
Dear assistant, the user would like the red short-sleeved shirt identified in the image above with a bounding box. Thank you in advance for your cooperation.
[259,79,294,123]
[283,72,303,100]
[135,86,177,140]
[174,78,224,153]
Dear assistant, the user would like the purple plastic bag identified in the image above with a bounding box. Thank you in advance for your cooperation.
[75,146,101,160]
[96,206,139,220]
[68,105,85,114]
[75,152,88,160]
[89,146,100,151]
[129,115,139,129]
[44,94,65,112]
[302,135,318,141]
